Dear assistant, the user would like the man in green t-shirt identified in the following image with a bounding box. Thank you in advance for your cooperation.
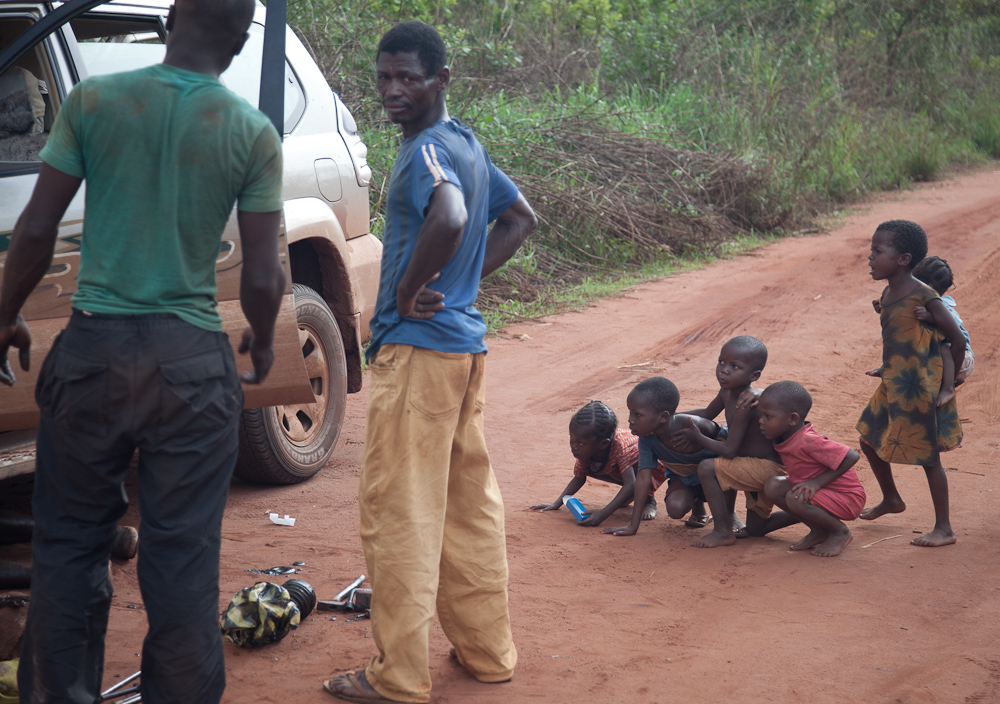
[0,1,285,702]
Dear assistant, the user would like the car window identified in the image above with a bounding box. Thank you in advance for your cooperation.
[0,13,57,170]
[221,23,305,134]
[71,14,166,77]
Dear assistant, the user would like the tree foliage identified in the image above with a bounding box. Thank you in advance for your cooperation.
[285,0,1000,313]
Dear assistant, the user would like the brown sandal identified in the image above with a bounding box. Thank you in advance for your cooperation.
[323,669,397,703]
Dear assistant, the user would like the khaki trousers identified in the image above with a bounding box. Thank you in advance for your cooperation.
[360,344,516,702]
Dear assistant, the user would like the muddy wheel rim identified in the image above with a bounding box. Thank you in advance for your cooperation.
[273,324,328,445]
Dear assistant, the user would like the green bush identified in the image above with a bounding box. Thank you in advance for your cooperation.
[287,0,1000,320]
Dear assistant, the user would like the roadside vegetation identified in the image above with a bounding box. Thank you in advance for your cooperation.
[287,0,1000,324]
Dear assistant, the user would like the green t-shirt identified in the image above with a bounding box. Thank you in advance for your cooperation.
[39,63,283,331]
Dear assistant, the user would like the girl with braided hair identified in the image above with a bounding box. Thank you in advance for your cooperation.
[530,400,661,526]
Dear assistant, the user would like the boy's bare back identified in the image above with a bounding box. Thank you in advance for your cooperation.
[719,388,782,462]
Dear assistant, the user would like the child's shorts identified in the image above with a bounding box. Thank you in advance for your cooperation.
[663,477,706,503]
[712,457,786,518]
[957,353,974,382]
[661,461,697,478]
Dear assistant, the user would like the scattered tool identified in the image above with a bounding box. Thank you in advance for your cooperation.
[317,574,371,614]
[99,670,140,702]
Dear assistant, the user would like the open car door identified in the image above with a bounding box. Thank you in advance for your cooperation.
[0,0,313,434]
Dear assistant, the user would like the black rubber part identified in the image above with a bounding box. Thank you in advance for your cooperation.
[283,579,316,618]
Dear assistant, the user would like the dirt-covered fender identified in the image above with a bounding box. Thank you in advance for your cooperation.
[282,197,381,393]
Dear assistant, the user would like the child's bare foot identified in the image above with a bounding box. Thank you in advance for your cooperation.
[936,387,956,407]
[860,499,906,520]
[788,529,827,551]
[693,529,737,548]
[812,530,852,557]
[641,496,657,521]
[910,527,956,547]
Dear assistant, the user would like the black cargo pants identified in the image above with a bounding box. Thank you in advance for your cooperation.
[18,310,243,704]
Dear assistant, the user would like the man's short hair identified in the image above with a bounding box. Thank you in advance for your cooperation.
[175,0,254,40]
[876,219,928,268]
[760,380,812,419]
[377,21,447,77]
[723,335,768,371]
[631,377,679,415]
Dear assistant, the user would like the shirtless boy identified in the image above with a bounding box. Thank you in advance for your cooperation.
[674,336,797,548]
[601,377,726,537]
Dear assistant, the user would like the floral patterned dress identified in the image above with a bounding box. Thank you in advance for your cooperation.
[856,284,962,465]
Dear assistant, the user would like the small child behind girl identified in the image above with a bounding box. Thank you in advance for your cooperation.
[530,400,661,526]
[857,220,965,547]
[759,381,865,557]
[912,255,974,404]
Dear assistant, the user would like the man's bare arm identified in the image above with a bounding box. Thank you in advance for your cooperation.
[0,164,83,385]
[397,182,467,318]
[236,210,285,385]
[481,192,537,279]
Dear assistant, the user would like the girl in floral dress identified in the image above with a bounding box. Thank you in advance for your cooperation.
[856,220,965,547]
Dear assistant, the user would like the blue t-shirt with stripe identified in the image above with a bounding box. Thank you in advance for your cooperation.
[366,119,518,360]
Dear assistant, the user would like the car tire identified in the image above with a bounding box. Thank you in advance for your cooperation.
[234,284,348,484]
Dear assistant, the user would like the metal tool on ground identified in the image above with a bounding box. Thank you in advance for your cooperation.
[98,670,140,702]
[317,574,371,613]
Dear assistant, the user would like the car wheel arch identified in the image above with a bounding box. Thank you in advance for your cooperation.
[287,235,362,393]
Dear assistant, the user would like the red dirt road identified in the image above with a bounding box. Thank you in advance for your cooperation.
[14,169,1000,702]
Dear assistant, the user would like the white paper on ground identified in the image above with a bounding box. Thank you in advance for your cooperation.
[269,513,296,526]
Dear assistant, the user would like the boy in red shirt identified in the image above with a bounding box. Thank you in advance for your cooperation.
[759,381,866,557]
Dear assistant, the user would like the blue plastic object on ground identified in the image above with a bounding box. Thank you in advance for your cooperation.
[562,496,590,522]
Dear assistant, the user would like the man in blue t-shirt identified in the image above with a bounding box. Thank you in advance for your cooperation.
[0,1,285,702]
[324,21,536,704]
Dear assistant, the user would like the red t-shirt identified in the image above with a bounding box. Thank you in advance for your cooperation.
[774,423,866,520]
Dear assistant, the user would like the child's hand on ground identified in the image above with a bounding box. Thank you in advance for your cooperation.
[871,299,882,314]
[530,502,561,512]
[913,304,931,322]
[735,386,762,410]
[865,365,884,378]
[578,513,605,527]
[936,386,956,407]
[789,479,821,503]
[600,525,637,536]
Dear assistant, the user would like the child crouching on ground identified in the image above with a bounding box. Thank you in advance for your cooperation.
[602,377,723,536]
[759,381,866,557]
[530,400,660,526]
[674,335,794,548]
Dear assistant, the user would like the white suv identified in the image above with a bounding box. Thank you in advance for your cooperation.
[0,0,381,484]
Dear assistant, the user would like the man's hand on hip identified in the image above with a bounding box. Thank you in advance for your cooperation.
[398,272,445,319]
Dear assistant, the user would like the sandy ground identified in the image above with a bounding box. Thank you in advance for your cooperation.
[3,167,1000,703]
